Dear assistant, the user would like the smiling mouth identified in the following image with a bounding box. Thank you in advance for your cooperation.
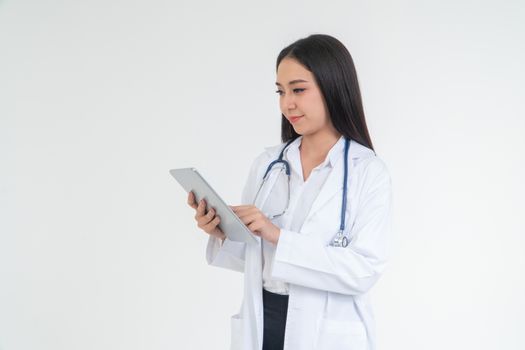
[289,116,303,123]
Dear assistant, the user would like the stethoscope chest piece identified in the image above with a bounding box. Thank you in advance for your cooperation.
[331,230,349,248]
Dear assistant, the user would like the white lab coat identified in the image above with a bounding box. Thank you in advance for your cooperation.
[206,139,392,350]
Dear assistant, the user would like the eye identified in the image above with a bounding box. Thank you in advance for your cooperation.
[274,88,305,95]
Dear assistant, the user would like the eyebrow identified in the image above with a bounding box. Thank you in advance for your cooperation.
[275,79,309,86]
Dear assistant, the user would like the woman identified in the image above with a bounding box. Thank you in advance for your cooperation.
[187,34,392,350]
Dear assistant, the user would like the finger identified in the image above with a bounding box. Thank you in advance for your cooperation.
[202,215,221,232]
[236,212,257,227]
[230,206,249,214]
[230,205,254,211]
[197,210,213,227]
[206,207,216,220]
[188,192,197,209]
[198,207,215,226]
[195,199,206,219]
[197,199,207,216]
[242,213,263,226]
[234,207,260,219]
[247,220,264,233]
[236,207,261,218]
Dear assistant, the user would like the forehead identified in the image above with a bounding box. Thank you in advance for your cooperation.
[276,58,313,83]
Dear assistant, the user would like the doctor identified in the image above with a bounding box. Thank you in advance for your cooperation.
[187,33,392,350]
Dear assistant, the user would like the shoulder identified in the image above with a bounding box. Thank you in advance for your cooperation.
[349,140,391,189]
[349,140,386,170]
[251,142,281,166]
[244,141,284,179]
[240,142,286,204]
[264,141,287,157]
[253,141,288,165]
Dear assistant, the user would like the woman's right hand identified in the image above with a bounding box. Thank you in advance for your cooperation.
[187,191,226,241]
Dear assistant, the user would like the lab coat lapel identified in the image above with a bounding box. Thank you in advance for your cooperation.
[306,151,345,219]
[253,169,281,213]
[243,150,281,349]
[302,139,366,224]
[255,146,288,216]
[243,241,263,349]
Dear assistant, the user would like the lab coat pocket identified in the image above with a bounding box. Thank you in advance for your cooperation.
[315,318,367,350]
[230,313,243,350]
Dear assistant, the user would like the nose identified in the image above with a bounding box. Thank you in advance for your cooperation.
[282,93,297,111]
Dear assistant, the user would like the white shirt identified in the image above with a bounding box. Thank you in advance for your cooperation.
[262,135,346,295]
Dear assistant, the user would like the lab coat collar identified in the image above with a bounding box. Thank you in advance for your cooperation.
[263,137,376,221]
[282,135,345,169]
[264,136,374,163]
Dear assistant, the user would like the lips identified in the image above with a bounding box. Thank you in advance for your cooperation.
[289,115,303,123]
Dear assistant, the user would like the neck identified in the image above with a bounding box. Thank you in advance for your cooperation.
[299,129,342,160]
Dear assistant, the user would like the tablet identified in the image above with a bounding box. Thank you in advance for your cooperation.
[170,167,258,245]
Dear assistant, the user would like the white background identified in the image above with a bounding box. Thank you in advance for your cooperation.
[1,0,524,349]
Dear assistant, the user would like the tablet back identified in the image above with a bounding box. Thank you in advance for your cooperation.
[170,167,257,245]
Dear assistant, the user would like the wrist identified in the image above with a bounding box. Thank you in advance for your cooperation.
[273,228,281,245]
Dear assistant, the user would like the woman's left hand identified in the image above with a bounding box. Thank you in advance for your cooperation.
[229,205,281,245]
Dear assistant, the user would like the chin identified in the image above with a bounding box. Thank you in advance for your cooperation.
[292,127,305,135]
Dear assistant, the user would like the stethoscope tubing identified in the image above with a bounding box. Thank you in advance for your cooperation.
[254,137,351,247]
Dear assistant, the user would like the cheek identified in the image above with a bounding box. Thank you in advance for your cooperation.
[306,94,329,122]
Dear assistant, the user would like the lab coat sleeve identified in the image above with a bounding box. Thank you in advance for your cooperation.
[205,151,267,272]
[205,236,246,272]
[271,158,393,295]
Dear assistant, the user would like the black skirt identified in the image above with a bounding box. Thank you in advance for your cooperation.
[262,288,289,350]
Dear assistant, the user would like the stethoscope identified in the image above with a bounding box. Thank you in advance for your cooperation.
[253,137,351,248]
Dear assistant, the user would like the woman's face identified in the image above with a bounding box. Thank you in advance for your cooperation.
[276,57,334,137]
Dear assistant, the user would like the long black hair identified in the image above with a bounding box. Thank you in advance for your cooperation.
[276,34,374,151]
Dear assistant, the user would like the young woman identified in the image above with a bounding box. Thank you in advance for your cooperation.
[187,34,392,350]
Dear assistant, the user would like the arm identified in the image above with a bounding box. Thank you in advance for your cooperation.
[271,158,393,295]
[205,151,268,272]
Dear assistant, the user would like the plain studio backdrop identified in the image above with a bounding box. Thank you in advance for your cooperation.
[1,0,524,349]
